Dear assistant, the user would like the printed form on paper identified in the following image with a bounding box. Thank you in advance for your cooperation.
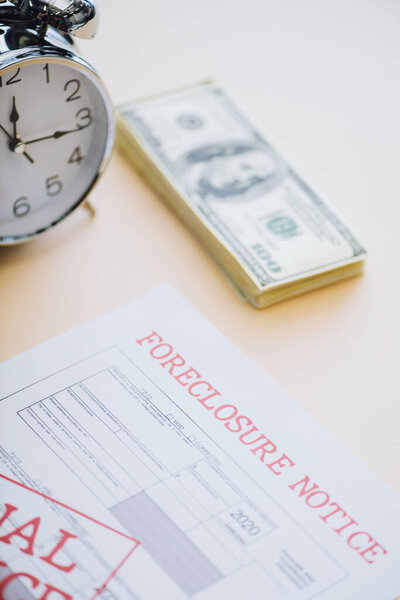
[0,285,399,600]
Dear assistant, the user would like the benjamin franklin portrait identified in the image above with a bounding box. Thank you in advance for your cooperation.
[179,140,285,201]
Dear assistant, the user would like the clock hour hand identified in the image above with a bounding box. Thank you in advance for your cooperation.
[0,123,34,164]
[24,124,89,146]
[9,96,19,140]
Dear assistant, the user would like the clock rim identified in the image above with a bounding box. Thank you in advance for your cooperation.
[0,49,114,245]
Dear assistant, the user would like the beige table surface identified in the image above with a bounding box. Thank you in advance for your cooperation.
[1,0,399,497]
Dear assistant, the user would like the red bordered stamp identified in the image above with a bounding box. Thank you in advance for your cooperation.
[0,473,140,600]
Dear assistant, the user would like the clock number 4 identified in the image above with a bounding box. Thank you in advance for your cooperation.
[0,68,22,88]
[68,146,85,166]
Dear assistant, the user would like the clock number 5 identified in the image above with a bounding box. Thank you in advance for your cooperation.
[46,175,63,197]
[13,197,30,218]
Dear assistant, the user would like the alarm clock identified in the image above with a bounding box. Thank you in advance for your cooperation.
[0,0,114,244]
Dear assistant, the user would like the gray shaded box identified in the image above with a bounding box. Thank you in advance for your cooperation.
[111,491,223,595]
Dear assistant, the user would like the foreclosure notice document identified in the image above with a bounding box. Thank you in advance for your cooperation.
[0,286,399,600]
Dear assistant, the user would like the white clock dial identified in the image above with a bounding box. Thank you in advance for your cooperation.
[0,57,112,243]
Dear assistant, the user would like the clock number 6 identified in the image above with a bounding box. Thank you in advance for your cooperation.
[13,197,30,218]
[46,175,63,197]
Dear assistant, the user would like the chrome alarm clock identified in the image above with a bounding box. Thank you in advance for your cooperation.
[0,0,114,244]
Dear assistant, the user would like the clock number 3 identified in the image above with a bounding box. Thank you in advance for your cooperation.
[76,107,93,129]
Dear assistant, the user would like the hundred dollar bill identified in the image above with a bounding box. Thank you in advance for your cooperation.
[116,81,367,307]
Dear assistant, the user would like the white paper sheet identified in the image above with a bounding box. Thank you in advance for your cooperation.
[0,285,399,600]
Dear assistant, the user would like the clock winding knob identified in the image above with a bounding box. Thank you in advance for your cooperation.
[7,0,98,39]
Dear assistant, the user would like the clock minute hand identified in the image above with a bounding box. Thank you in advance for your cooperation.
[24,125,87,146]
[0,124,12,140]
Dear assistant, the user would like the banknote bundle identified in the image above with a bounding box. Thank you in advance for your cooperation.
[116,82,367,308]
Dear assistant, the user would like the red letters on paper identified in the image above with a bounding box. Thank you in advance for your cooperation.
[0,504,77,599]
[136,330,388,565]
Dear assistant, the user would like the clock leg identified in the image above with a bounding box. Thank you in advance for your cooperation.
[83,200,96,216]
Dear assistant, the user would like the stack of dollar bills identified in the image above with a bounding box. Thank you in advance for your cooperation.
[116,81,367,308]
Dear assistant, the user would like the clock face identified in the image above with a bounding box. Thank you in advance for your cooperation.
[0,57,112,243]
